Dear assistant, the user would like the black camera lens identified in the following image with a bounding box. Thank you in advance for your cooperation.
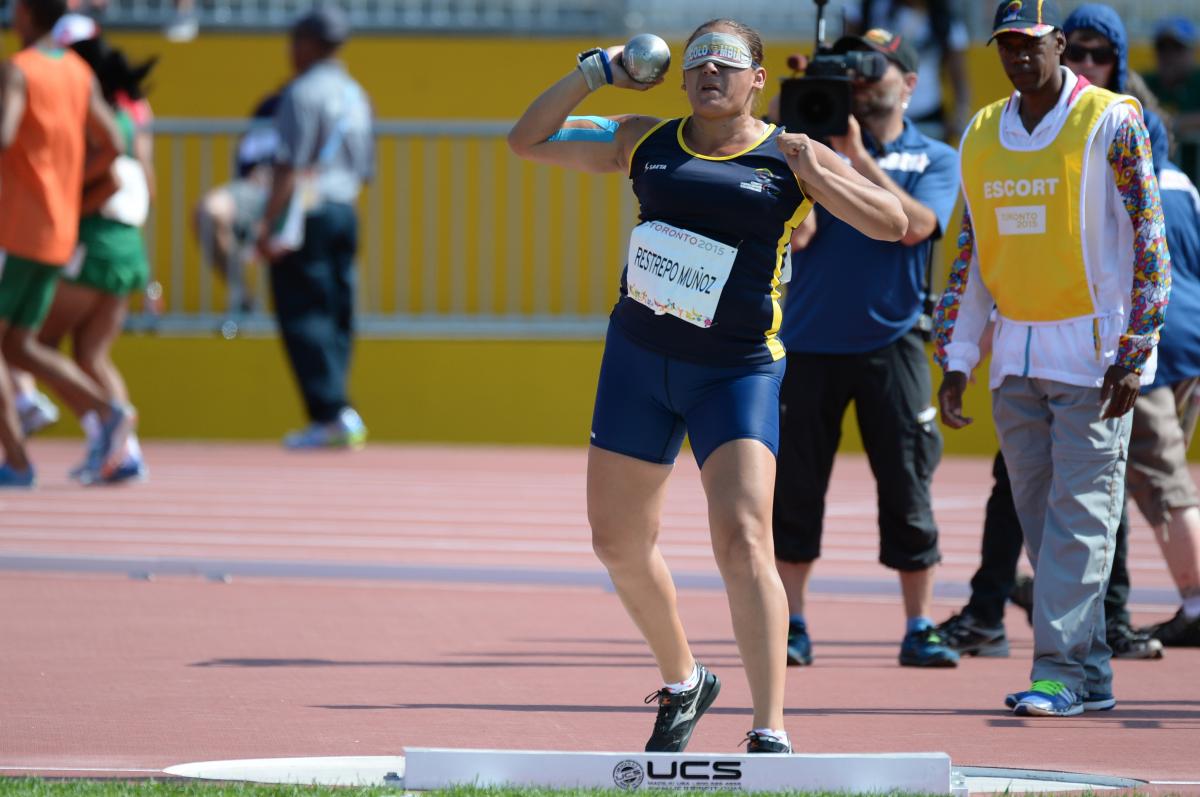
[798,85,839,127]
[779,75,852,138]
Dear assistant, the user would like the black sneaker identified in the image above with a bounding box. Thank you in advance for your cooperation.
[745,731,792,753]
[1143,608,1200,647]
[643,663,721,752]
[937,612,1010,657]
[899,626,959,667]
[786,619,813,666]
[1107,620,1164,659]
[1009,574,1034,626]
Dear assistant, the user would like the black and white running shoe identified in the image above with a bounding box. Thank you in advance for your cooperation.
[643,663,721,752]
[746,731,792,753]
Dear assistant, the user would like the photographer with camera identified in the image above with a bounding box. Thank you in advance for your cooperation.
[772,29,962,669]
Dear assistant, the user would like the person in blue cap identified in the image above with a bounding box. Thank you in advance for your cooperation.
[935,0,1169,716]
[1060,4,1200,655]
[1146,17,1200,182]
[937,2,1179,663]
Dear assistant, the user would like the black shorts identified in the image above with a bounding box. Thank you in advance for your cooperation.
[773,330,942,570]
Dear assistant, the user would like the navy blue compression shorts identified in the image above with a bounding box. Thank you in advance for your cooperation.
[590,322,786,467]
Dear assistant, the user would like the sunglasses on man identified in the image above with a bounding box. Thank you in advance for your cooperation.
[1063,43,1117,65]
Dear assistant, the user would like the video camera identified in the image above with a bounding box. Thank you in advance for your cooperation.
[777,0,888,138]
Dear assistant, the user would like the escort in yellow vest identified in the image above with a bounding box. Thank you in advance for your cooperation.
[941,68,1170,390]
[961,82,1136,323]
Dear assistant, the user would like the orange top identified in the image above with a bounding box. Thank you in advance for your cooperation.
[0,47,92,266]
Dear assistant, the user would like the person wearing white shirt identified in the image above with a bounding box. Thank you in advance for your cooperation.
[933,0,1169,717]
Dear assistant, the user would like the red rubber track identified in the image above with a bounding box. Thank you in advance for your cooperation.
[0,441,1196,788]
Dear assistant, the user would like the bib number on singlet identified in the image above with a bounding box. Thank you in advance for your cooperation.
[626,221,738,328]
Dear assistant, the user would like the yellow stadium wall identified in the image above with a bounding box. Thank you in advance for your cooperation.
[37,334,1010,457]
[3,31,1181,455]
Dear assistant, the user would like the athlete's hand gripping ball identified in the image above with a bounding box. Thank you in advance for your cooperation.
[604,45,664,91]
[621,34,671,83]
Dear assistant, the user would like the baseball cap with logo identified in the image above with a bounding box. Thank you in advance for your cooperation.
[832,28,918,73]
[989,0,1062,41]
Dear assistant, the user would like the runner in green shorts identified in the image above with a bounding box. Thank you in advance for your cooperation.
[0,0,133,489]
[28,34,155,483]
[0,255,61,331]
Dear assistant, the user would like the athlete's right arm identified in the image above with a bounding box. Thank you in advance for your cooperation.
[0,61,26,151]
[507,45,661,174]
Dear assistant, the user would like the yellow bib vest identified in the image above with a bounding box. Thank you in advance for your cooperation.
[960,85,1137,323]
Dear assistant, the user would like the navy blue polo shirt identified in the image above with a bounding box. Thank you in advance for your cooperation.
[1150,164,1200,389]
[780,119,959,354]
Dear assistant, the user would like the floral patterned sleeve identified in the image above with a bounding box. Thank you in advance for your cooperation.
[933,210,975,370]
[1110,115,1170,374]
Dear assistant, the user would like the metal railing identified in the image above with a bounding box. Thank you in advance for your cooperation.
[55,0,627,35]
[21,0,1195,39]
[135,118,639,337]
[36,0,860,38]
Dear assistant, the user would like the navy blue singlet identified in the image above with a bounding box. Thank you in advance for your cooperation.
[613,118,810,366]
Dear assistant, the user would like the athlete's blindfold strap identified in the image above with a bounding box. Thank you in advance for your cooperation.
[683,32,757,70]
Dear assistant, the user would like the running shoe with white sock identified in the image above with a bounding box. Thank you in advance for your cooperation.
[79,403,137,484]
[71,434,148,485]
[745,730,792,753]
[17,389,59,436]
[643,663,720,753]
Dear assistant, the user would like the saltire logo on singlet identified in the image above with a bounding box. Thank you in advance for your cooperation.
[739,168,783,196]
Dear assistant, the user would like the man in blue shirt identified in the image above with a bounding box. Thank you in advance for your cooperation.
[773,28,961,667]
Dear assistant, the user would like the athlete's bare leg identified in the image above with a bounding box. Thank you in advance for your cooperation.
[701,438,788,732]
[587,446,694,683]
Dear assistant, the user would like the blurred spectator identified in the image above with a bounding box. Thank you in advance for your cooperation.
[1145,17,1200,181]
[58,0,196,41]
[193,90,282,314]
[0,0,131,487]
[848,0,970,141]
[29,34,158,483]
[255,4,374,450]
[163,0,196,43]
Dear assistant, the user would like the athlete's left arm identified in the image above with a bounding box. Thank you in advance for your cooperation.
[1110,112,1171,376]
[0,61,26,151]
[779,132,907,241]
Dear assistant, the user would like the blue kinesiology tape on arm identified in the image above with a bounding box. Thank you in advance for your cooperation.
[548,116,620,143]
